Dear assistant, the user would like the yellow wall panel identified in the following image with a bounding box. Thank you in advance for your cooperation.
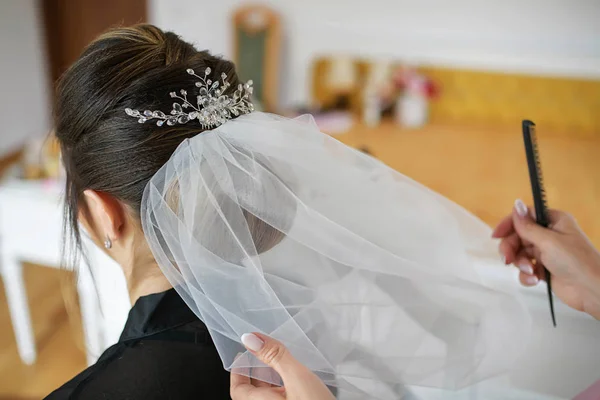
[311,57,600,137]
[421,66,600,137]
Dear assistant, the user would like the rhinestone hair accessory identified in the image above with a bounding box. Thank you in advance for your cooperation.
[125,67,254,128]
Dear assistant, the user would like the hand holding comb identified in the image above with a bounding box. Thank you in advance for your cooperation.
[521,120,556,327]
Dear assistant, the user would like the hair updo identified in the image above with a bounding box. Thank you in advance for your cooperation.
[55,24,244,262]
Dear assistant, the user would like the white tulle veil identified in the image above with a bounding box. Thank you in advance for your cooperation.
[141,112,530,399]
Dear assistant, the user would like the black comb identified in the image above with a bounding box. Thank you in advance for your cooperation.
[522,120,556,327]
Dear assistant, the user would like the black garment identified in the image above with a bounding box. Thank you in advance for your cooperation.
[45,289,231,400]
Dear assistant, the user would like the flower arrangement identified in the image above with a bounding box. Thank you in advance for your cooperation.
[378,65,440,128]
[391,66,440,100]
[377,66,440,106]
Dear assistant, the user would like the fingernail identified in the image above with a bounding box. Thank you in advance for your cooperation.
[241,333,264,352]
[499,250,506,264]
[519,264,534,275]
[514,199,528,218]
[525,275,539,285]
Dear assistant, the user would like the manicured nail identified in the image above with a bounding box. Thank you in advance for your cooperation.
[514,199,528,218]
[524,275,539,285]
[241,333,264,352]
[519,264,534,275]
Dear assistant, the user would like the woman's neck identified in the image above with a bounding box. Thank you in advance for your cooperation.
[113,228,173,304]
[124,258,172,305]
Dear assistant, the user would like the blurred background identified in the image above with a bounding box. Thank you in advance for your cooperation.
[0,0,598,398]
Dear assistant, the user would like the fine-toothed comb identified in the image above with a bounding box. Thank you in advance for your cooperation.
[522,119,556,327]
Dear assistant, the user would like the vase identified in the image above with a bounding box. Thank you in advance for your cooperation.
[363,89,381,127]
[397,93,428,128]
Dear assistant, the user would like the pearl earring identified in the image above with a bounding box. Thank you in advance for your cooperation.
[104,236,112,249]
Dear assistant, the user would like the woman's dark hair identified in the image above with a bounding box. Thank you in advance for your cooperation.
[55,24,244,263]
[55,24,283,267]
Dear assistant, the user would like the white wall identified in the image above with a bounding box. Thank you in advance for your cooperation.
[0,0,51,157]
[151,0,600,108]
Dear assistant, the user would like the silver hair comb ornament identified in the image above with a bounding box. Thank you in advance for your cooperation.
[125,67,254,128]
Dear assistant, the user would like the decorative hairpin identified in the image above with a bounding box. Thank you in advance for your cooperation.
[125,67,254,128]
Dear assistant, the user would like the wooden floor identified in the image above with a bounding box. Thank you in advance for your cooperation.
[0,266,85,400]
[0,122,598,399]
[336,122,600,247]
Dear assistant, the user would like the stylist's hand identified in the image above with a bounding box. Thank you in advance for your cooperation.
[230,333,335,400]
[493,199,600,319]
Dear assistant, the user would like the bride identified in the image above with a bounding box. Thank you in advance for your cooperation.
[46,24,528,400]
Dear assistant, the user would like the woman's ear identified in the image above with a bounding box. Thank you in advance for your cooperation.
[81,190,125,245]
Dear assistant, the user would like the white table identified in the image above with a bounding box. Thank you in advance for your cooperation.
[0,179,130,365]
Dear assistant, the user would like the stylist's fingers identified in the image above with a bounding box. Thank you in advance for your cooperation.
[513,248,544,274]
[519,270,540,287]
[230,384,284,400]
[546,209,568,226]
[251,367,281,388]
[240,333,335,400]
[513,247,547,287]
[512,200,559,250]
[252,380,274,389]
[492,214,514,239]
[498,232,522,264]
[241,333,308,381]
[230,356,251,386]
[513,250,535,276]
[230,354,285,400]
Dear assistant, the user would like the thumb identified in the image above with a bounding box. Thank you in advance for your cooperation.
[241,333,307,381]
[512,199,556,247]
